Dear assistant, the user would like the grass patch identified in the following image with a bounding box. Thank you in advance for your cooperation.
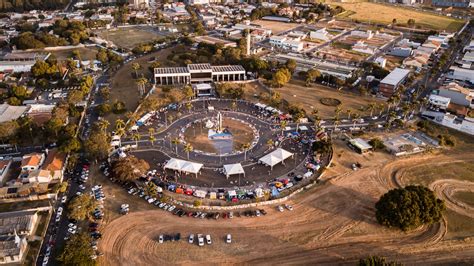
[0,200,51,213]
[274,80,385,119]
[404,162,474,186]
[445,209,474,240]
[331,2,465,31]
[23,240,41,266]
[95,26,168,49]
[453,191,474,208]
[50,47,99,61]
[34,211,50,237]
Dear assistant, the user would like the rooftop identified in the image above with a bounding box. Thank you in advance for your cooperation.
[380,68,411,86]
[188,63,212,71]
[0,104,27,123]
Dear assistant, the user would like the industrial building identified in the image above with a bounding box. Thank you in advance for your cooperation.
[378,68,411,98]
[154,64,246,85]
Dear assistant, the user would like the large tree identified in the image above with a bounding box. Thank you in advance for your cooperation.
[67,194,97,221]
[112,155,150,181]
[375,185,445,231]
[84,130,109,160]
[58,233,97,266]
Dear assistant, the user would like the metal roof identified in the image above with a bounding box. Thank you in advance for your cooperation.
[380,68,410,86]
[211,65,245,73]
[187,63,212,71]
[154,67,189,75]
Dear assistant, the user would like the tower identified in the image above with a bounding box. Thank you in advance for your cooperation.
[246,33,251,56]
[217,112,223,133]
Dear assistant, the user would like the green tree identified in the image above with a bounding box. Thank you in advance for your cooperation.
[112,155,150,181]
[67,194,98,220]
[285,59,297,74]
[359,255,400,266]
[368,138,385,151]
[306,69,321,86]
[84,130,109,160]
[272,68,291,87]
[99,87,110,100]
[375,185,445,231]
[172,137,180,154]
[58,233,97,266]
[148,128,156,146]
[241,142,251,161]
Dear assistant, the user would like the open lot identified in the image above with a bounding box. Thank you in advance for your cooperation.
[253,20,300,35]
[105,47,174,125]
[95,26,167,49]
[97,138,474,265]
[50,46,99,61]
[332,2,465,32]
[274,80,385,119]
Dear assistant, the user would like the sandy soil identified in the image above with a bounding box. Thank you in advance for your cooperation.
[97,140,474,265]
[275,80,385,119]
[253,20,300,35]
[184,118,255,154]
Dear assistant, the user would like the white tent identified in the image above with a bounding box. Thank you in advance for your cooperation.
[259,148,294,170]
[223,163,245,179]
[164,158,203,177]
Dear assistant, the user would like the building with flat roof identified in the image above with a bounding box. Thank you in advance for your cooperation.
[379,68,411,98]
[348,138,372,154]
[0,104,28,123]
[154,64,246,85]
[0,52,50,73]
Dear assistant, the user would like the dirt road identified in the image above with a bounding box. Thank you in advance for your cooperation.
[98,144,474,265]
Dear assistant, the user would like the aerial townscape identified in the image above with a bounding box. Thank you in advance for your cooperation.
[0,0,472,264]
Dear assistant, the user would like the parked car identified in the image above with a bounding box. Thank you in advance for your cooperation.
[205,234,212,245]
[158,234,164,244]
[285,204,293,211]
[189,234,194,244]
[198,234,204,246]
[226,234,232,244]
[277,205,284,212]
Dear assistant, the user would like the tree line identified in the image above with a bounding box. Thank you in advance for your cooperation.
[0,0,67,11]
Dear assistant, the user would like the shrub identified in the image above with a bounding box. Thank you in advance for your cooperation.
[369,138,385,150]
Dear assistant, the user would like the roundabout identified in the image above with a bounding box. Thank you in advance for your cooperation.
[123,98,326,189]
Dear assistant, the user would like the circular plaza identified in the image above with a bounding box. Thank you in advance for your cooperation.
[126,99,326,189]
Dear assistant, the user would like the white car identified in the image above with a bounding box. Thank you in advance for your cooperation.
[147,198,155,204]
[226,234,232,244]
[205,234,212,245]
[158,235,164,244]
[42,256,49,266]
[67,228,76,234]
[189,234,194,244]
[277,205,284,212]
[61,196,67,203]
[168,206,175,212]
[285,204,293,211]
[198,234,204,246]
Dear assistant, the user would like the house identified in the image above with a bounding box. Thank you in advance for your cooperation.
[449,66,474,84]
[375,57,387,68]
[428,94,451,109]
[389,47,413,58]
[269,36,304,52]
[348,138,372,154]
[0,160,11,184]
[41,149,66,182]
[352,41,376,54]
[310,28,331,42]
[20,153,45,172]
[350,30,373,39]
[436,82,474,108]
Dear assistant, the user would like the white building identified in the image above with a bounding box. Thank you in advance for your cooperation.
[0,52,50,73]
[428,94,451,109]
[310,28,331,42]
[129,0,149,8]
[350,30,373,39]
[422,111,474,136]
[154,64,246,85]
[269,36,303,52]
[375,57,387,68]
[449,66,474,83]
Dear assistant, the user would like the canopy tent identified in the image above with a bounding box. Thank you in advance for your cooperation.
[164,158,203,177]
[223,163,245,179]
[258,148,294,170]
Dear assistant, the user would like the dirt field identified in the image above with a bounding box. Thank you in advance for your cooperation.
[331,2,465,32]
[97,132,474,265]
[184,118,255,154]
[253,20,300,35]
[95,26,166,49]
[275,80,385,119]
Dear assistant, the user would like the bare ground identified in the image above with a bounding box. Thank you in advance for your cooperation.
[97,140,474,265]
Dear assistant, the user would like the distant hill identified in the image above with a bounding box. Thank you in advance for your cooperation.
[0,0,68,12]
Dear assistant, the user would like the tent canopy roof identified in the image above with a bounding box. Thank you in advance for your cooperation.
[258,148,293,167]
[164,158,203,174]
[223,163,245,176]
